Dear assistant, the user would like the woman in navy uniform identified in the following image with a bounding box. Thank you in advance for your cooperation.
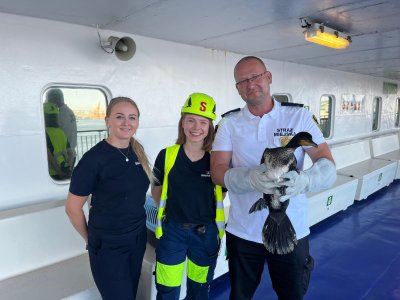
[152,93,225,299]
[66,97,154,299]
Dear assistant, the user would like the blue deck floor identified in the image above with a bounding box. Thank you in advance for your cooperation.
[209,180,400,300]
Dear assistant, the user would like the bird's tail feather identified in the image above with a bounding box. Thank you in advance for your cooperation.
[262,214,298,255]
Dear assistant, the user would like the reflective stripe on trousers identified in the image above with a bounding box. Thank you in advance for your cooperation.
[155,220,220,299]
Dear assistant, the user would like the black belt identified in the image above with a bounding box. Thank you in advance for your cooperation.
[164,218,206,235]
[180,223,197,229]
[178,222,205,230]
[167,220,206,235]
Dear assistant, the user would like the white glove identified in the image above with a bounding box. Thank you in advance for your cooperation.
[224,164,280,194]
[278,158,337,202]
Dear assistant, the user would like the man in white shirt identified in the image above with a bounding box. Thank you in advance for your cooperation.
[211,56,336,300]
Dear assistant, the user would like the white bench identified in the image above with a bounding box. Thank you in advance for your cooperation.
[304,156,357,227]
[0,201,99,299]
[0,252,98,300]
[331,140,397,200]
[371,134,400,179]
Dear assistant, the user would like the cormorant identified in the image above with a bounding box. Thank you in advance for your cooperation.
[249,131,318,255]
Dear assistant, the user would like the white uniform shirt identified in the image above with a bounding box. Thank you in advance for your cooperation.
[59,104,77,149]
[212,99,325,243]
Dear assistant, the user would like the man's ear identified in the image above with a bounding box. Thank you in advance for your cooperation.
[266,71,272,84]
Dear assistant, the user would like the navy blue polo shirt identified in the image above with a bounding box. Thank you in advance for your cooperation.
[69,140,150,234]
[153,146,215,224]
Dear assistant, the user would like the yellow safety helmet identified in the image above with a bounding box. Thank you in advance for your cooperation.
[43,102,59,115]
[181,93,216,120]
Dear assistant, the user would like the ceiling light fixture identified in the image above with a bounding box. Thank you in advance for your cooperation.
[301,20,351,49]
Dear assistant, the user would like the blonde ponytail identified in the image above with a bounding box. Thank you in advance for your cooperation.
[130,137,155,185]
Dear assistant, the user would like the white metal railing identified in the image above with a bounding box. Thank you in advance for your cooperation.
[76,130,108,162]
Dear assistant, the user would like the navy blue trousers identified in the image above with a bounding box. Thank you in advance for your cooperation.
[155,220,220,300]
[226,232,314,300]
[87,225,147,300]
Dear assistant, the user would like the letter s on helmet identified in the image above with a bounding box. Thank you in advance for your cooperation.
[181,93,216,121]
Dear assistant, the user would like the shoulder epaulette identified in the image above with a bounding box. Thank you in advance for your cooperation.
[214,108,240,140]
[281,102,304,107]
[221,108,240,118]
[312,114,322,131]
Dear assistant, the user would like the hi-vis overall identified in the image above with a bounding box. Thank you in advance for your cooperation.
[155,144,225,298]
[45,127,68,176]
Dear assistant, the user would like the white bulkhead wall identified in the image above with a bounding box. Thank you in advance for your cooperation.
[1,12,399,209]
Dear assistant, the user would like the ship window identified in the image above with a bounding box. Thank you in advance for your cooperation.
[372,97,382,131]
[42,85,109,181]
[320,95,334,139]
[395,98,400,127]
[272,94,291,103]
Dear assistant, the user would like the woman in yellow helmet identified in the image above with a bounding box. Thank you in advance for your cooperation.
[152,93,225,299]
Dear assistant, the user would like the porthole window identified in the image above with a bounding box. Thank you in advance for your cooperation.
[372,97,382,131]
[272,93,291,103]
[43,85,109,181]
[320,95,334,139]
[395,98,400,127]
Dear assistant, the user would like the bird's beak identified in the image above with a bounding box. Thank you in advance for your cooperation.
[301,139,318,148]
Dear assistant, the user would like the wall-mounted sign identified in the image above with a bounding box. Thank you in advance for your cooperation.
[340,94,365,114]
[383,82,398,94]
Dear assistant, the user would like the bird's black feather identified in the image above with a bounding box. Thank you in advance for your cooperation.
[249,131,318,255]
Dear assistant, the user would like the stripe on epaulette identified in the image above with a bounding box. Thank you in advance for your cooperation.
[281,102,304,107]
[312,114,322,131]
[221,108,240,118]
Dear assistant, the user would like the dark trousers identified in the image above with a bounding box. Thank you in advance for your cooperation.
[226,232,314,300]
[156,220,220,300]
[87,225,147,300]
